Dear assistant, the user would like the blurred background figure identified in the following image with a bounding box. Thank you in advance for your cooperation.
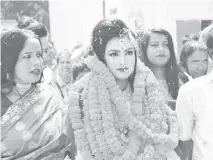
[55,43,87,100]
[33,2,50,32]
[56,50,73,100]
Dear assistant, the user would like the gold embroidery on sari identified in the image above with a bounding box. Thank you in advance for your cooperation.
[1,86,40,125]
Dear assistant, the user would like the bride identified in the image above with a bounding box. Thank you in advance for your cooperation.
[68,19,179,160]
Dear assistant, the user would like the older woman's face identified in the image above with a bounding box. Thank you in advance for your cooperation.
[58,52,72,76]
[147,33,170,67]
[105,36,135,81]
[187,50,209,78]
[14,38,43,84]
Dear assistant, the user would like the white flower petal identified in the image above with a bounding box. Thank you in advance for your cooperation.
[15,121,25,131]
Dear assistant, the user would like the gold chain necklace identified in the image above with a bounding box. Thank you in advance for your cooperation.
[15,83,31,96]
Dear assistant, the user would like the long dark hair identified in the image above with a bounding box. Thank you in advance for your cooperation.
[1,29,42,94]
[91,19,137,92]
[137,28,179,99]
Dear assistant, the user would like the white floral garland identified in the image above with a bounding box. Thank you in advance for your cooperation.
[68,56,179,160]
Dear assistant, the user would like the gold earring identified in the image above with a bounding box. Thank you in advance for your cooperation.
[6,73,11,81]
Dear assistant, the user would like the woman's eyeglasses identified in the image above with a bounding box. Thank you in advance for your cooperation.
[187,60,209,68]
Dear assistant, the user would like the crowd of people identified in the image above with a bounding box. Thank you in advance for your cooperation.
[1,14,213,160]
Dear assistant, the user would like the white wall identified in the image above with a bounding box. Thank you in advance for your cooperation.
[49,0,103,52]
[120,0,213,52]
[49,0,213,53]
[1,20,17,31]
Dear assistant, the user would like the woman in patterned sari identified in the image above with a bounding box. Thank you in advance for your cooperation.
[1,29,76,160]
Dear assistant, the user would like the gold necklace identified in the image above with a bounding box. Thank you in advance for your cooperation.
[15,83,31,96]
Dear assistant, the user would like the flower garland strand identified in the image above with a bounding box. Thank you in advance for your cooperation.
[86,56,179,158]
[83,76,103,160]
[87,74,114,159]
[68,76,94,159]
[97,76,141,159]
[68,56,179,160]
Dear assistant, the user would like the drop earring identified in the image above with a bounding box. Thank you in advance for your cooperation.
[6,72,11,81]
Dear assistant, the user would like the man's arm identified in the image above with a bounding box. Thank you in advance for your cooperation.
[176,85,194,160]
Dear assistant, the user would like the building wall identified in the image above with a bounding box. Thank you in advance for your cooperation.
[49,0,103,52]
[49,0,213,53]
[120,0,213,54]
[1,20,17,31]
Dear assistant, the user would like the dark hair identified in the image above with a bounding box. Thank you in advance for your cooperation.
[91,19,137,91]
[137,28,179,99]
[182,33,199,45]
[72,61,90,81]
[180,40,207,72]
[17,16,37,29]
[17,17,48,38]
[199,24,213,58]
[1,29,41,94]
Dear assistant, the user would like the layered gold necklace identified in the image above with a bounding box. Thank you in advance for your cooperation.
[15,83,32,96]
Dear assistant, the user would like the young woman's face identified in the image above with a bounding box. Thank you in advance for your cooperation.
[187,50,209,78]
[147,33,170,67]
[105,36,135,81]
[14,38,43,84]
[58,53,72,76]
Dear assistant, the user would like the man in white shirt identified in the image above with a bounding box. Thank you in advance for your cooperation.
[177,24,213,160]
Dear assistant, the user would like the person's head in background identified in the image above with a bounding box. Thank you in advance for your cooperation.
[16,10,31,21]
[72,61,90,82]
[17,17,53,68]
[1,29,43,94]
[137,28,179,99]
[182,33,199,45]
[180,41,208,79]
[57,50,72,80]
[199,24,213,60]
[33,2,41,12]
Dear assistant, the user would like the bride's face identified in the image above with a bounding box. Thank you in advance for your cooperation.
[104,36,135,81]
